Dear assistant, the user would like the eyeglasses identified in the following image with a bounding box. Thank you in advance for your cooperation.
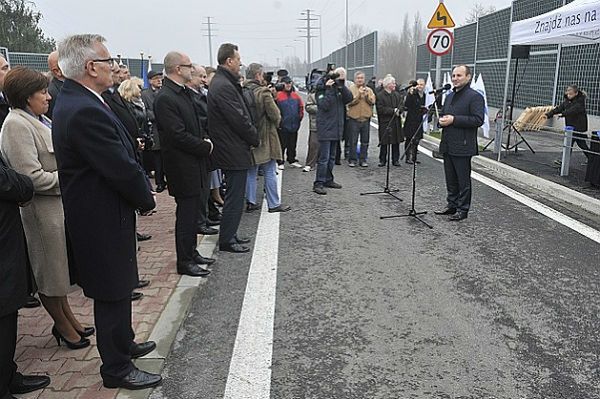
[92,58,115,67]
[178,64,193,69]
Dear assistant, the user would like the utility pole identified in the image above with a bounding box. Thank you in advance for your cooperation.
[345,0,349,68]
[314,13,323,60]
[202,17,216,66]
[298,9,317,66]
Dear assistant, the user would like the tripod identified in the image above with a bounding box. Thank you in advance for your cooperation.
[360,111,403,202]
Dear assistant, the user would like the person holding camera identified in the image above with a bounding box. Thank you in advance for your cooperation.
[313,67,353,195]
[375,75,404,167]
[347,71,375,167]
[403,79,426,164]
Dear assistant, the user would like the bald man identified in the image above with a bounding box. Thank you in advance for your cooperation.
[46,51,65,119]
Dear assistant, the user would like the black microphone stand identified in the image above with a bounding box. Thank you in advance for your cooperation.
[360,110,403,202]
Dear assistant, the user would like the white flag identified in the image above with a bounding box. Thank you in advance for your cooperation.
[473,73,490,138]
[442,72,451,104]
[423,73,435,133]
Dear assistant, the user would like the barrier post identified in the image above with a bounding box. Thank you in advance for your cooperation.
[560,126,573,176]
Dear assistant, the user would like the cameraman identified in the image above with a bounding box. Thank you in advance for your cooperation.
[313,67,353,195]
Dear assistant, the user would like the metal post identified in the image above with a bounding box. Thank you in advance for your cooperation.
[435,56,442,88]
[207,17,214,67]
[345,0,349,68]
[493,117,503,154]
[498,2,515,162]
[473,19,479,76]
[552,44,562,107]
[560,127,573,176]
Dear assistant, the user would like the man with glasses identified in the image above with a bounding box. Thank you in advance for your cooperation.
[208,43,259,253]
[53,34,161,390]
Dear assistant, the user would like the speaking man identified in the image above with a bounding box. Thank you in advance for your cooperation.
[435,65,484,221]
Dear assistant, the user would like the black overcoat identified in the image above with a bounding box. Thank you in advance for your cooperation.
[154,77,213,197]
[102,88,141,140]
[0,155,34,316]
[52,79,155,301]
[207,66,259,170]
[546,92,588,133]
[375,90,404,145]
[439,86,485,157]
[403,91,425,139]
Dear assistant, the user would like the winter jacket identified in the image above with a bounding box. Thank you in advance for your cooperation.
[244,80,282,165]
[207,66,259,170]
[141,87,161,150]
[439,86,485,157]
[375,89,404,145]
[276,89,304,133]
[347,84,375,122]
[403,90,426,138]
[546,91,588,133]
[315,78,353,141]
[305,92,318,132]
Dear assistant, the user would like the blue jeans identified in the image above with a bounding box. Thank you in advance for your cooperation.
[246,160,280,209]
[315,140,337,187]
[347,118,370,162]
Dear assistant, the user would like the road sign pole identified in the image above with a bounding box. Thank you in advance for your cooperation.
[435,55,442,89]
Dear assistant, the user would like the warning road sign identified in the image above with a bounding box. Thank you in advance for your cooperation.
[427,3,456,29]
[426,28,454,56]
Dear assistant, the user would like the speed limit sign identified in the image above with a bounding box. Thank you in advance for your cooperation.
[427,28,454,56]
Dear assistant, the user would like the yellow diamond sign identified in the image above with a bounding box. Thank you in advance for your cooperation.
[427,3,456,29]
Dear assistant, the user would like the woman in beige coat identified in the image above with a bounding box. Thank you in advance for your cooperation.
[0,67,92,349]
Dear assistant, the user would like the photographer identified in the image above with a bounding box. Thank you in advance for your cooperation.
[313,67,353,195]
[403,79,425,164]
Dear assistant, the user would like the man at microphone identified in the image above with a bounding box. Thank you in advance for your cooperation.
[434,65,484,221]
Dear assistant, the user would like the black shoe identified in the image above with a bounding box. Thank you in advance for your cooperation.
[268,204,291,213]
[197,226,219,235]
[130,341,156,359]
[406,159,414,164]
[324,181,342,189]
[313,185,327,195]
[219,243,250,253]
[136,279,150,289]
[434,207,457,215]
[177,262,211,277]
[102,368,162,390]
[449,212,468,221]
[193,252,216,265]
[414,160,421,164]
[235,236,251,244]
[335,160,341,165]
[131,291,143,301]
[136,232,152,241]
[392,161,401,166]
[206,219,221,226]
[246,202,261,213]
[155,185,165,193]
[76,326,95,338]
[9,373,51,394]
[51,326,90,350]
[23,295,40,308]
[378,162,386,167]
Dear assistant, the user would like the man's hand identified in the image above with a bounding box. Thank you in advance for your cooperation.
[439,115,454,127]
[136,138,145,151]
[325,79,336,87]
[358,87,367,96]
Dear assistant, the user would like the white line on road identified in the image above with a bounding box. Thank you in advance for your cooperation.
[223,170,282,399]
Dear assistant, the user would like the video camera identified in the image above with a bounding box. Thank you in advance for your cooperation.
[274,69,289,92]
[307,63,342,91]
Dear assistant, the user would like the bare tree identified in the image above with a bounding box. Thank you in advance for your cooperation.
[339,23,368,46]
[464,2,496,24]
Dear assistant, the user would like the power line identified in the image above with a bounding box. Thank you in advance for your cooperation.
[201,17,217,67]
[298,9,318,65]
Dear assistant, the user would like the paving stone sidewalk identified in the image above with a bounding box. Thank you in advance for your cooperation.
[15,192,180,399]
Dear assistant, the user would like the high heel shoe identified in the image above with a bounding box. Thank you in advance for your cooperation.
[52,326,90,349]
[76,326,95,338]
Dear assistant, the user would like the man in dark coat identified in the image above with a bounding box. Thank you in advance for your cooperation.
[403,79,426,164]
[375,75,404,167]
[313,69,353,195]
[0,155,51,399]
[52,34,161,390]
[154,52,215,275]
[141,70,166,192]
[208,43,259,252]
[435,65,484,221]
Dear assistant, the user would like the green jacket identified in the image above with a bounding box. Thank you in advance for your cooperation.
[244,81,282,165]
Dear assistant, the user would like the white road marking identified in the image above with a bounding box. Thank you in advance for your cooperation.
[223,170,282,399]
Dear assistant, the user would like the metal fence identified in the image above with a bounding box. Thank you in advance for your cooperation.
[310,31,378,80]
[415,0,600,117]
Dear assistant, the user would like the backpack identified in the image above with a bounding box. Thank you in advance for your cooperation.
[242,86,259,126]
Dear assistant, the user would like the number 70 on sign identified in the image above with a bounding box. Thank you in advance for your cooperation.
[427,28,454,56]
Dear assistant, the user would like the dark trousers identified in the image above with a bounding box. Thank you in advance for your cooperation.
[335,141,342,164]
[443,154,472,212]
[196,188,210,229]
[571,132,590,158]
[404,127,423,162]
[379,143,400,164]
[305,129,319,168]
[153,151,166,187]
[220,169,247,245]
[347,119,370,162]
[315,140,337,187]
[95,298,135,380]
[278,130,299,164]
[175,195,202,265]
[0,312,17,398]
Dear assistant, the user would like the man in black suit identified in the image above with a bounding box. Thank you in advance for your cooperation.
[154,52,215,277]
[208,43,259,253]
[435,65,484,221]
[52,34,161,390]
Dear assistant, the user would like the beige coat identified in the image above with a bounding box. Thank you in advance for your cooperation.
[247,82,283,165]
[0,108,73,296]
[347,84,375,121]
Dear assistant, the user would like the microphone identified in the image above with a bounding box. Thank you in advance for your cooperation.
[398,81,418,92]
[428,83,451,95]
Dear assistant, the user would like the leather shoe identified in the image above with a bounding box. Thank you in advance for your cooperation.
[268,204,291,213]
[177,263,210,277]
[324,181,342,189]
[235,236,251,244]
[131,291,143,301]
[9,373,50,394]
[246,202,261,213]
[313,185,327,195]
[392,161,401,166]
[434,207,457,215]
[136,232,152,241]
[207,218,221,226]
[102,368,162,390]
[219,243,250,253]
[136,279,150,289]
[197,226,218,235]
[378,162,386,167]
[130,341,156,359]
[193,252,216,265]
[449,211,468,221]
[23,295,41,308]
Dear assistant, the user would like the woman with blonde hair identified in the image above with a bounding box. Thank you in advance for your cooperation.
[118,77,151,150]
[0,67,92,349]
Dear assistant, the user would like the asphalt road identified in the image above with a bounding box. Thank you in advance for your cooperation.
[151,120,600,399]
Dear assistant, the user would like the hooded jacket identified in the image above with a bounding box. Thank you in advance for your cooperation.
[546,91,588,133]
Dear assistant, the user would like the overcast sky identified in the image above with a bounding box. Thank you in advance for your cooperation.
[35,0,509,68]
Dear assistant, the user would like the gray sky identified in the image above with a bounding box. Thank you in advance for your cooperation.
[35,0,509,68]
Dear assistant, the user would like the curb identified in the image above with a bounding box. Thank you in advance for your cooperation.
[420,134,600,218]
[115,234,219,399]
